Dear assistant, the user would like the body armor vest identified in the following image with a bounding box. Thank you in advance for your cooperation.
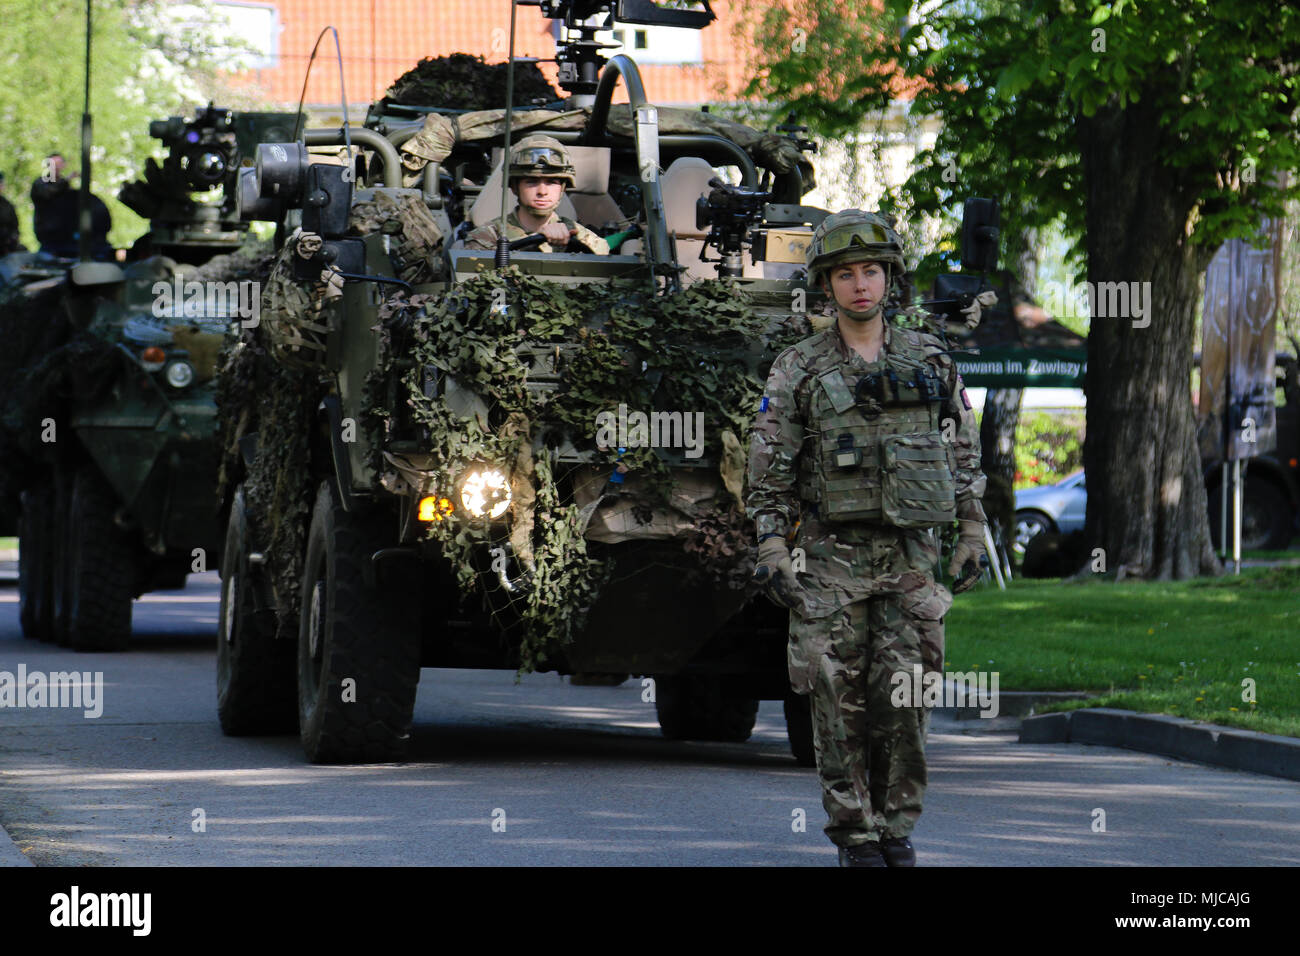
[795,328,957,528]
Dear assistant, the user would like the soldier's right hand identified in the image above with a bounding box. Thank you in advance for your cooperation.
[754,536,806,610]
[540,221,572,246]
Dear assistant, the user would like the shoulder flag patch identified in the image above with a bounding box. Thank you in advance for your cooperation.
[760,396,770,412]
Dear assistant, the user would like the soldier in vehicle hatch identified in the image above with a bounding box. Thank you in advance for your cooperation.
[464,136,609,255]
[0,172,22,255]
[747,209,988,867]
[31,153,113,260]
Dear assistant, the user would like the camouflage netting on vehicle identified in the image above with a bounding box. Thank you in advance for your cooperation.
[381,53,560,112]
[377,271,808,672]
[262,191,445,370]
[347,189,445,283]
[397,106,815,193]
[215,326,322,634]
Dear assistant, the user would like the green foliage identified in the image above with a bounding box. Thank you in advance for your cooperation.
[1013,410,1085,488]
[734,0,1300,279]
[0,0,268,250]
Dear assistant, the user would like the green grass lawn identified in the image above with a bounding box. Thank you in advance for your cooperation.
[0,536,15,551]
[947,565,1300,737]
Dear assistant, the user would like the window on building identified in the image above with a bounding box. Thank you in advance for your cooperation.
[598,22,703,64]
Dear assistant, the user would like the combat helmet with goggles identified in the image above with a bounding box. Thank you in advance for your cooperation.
[805,209,905,289]
[507,135,576,189]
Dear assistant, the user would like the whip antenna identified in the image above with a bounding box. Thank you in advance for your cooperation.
[293,27,355,190]
[78,0,93,261]
[496,0,520,270]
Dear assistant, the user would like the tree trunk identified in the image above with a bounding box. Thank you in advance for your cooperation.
[979,228,1040,549]
[980,388,1022,548]
[1079,101,1222,580]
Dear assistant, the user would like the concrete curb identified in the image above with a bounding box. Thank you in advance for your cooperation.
[939,689,1091,721]
[1020,707,1300,782]
[0,823,33,867]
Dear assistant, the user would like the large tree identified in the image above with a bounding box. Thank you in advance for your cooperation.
[736,0,1300,579]
[0,0,259,250]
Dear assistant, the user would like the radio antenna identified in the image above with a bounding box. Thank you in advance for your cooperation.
[293,27,354,188]
[78,0,93,261]
[496,0,520,270]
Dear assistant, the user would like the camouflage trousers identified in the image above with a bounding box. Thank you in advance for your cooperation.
[787,521,952,848]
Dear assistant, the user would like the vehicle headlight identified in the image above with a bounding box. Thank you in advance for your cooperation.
[417,495,454,522]
[164,360,195,389]
[460,468,511,519]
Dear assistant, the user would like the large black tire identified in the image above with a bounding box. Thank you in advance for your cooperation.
[655,675,759,743]
[217,487,297,735]
[50,469,74,647]
[298,481,421,763]
[1209,476,1295,552]
[783,693,816,767]
[64,467,136,651]
[18,485,55,641]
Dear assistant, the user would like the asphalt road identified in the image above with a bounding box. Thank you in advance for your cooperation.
[1,571,1298,867]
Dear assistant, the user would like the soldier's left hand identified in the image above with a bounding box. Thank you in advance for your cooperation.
[948,518,986,594]
[754,536,806,610]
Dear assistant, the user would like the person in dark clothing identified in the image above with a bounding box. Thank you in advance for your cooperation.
[0,172,21,255]
[31,153,113,260]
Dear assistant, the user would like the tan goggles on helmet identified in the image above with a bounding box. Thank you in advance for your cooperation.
[820,222,892,253]
[517,148,567,167]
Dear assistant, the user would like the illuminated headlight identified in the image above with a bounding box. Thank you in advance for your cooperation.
[460,468,511,519]
[164,360,195,389]
[417,496,454,522]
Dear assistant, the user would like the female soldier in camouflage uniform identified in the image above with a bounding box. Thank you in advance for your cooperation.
[746,210,988,867]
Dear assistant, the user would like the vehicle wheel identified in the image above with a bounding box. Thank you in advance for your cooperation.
[654,675,758,743]
[783,693,816,767]
[217,487,296,735]
[1210,477,1294,552]
[65,467,136,651]
[298,481,420,763]
[1012,510,1054,568]
[50,469,74,646]
[18,485,55,641]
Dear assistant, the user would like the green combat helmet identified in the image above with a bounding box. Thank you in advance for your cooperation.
[507,135,576,188]
[805,209,905,287]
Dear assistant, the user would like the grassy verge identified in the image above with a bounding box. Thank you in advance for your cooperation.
[946,566,1300,737]
[0,536,15,551]
[1237,548,1300,562]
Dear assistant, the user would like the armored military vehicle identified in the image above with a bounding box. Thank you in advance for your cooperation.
[217,0,991,763]
[4,106,297,651]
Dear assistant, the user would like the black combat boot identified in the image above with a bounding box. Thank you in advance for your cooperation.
[881,836,916,867]
[838,842,888,867]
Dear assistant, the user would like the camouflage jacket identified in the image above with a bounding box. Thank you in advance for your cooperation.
[464,209,609,255]
[746,316,986,541]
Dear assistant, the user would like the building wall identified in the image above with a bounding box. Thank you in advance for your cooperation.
[220,0,749,109]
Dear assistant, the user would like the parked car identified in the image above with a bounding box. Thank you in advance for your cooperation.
[1013,470,1086,564]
